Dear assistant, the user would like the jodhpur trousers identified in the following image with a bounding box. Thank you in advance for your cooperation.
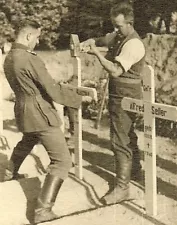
[11,126,72,180]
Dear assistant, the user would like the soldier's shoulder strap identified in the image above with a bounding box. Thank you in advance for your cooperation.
[26,50,37,56]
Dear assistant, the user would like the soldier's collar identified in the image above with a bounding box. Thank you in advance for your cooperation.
[11,43,37,55]
[26,50,37,55]
[11,43,29,50]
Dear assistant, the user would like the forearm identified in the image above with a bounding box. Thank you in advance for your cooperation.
[95,50,123,77]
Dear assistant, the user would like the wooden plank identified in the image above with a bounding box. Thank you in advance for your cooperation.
[143,65,157,216]
[72,56,83,179]
[151,103,177,121]
[121,98,143,114]
[70,34,83,179]
[122,65,177,215]
[60,83,97,108]
[121,97,177,121]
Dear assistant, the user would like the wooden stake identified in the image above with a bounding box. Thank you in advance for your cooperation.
[70,34,83,179]
[143,66,157,215]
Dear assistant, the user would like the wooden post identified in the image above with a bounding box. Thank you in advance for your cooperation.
[121,65,177,216]
[143,66,157,215]
[70,34,83,179]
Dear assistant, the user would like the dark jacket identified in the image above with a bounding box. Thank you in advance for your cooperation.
[3,43,64,132]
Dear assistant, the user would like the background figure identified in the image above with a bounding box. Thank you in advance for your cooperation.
[3,19,72,224]
[63,74,77,148]
[81,2,145,205]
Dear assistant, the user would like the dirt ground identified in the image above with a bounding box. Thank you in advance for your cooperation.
[0,97,177,225]
[0,41,177,225]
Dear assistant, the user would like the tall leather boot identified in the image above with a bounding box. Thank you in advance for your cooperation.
[101,152,132,205]
[4,149,27,181]
[34,174,63,224]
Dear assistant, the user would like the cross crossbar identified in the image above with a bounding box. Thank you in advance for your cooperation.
[122,98,177,121]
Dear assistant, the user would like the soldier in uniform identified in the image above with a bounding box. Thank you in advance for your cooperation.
[81,3,145,204]
[3,20,72,223]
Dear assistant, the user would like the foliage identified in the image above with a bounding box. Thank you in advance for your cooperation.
[0,0,177,49]
[134,0,177,37]
[0,0,65,49]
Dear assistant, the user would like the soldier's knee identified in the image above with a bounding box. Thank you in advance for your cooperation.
[47,157,72,179]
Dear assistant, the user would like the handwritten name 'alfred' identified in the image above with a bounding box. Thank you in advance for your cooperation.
[130,102,167,117]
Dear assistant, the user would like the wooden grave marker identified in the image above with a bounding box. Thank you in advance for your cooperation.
[69,34,89,179]
[121,65,177,216]
[52,34,97,179]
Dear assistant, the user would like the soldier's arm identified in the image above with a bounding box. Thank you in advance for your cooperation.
[28,54,65,104]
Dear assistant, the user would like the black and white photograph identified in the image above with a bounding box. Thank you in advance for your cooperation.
[0,0,177,224]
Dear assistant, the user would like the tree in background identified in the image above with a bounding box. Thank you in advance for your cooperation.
[0,0,65,49]
[134,0,177,36]
[0,0,177,49]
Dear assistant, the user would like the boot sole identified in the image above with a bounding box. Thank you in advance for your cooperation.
[101,194,133,206]
[26,216,61,225]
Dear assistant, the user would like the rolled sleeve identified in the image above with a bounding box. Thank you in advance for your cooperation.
[115,38,145,72]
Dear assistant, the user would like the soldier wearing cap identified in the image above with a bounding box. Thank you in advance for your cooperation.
[3,19,72,224]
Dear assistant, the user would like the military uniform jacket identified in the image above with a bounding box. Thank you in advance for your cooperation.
[4,43,64,133]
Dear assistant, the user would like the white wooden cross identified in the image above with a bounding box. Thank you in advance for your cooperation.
[69,34,83,179]
[121,65,177,216]
[67,34,97,179]
[54,34,97,179]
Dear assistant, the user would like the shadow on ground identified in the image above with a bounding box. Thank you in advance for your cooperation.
[69,173,101,207]
[46,197,168,225]
[82,129,177,202]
